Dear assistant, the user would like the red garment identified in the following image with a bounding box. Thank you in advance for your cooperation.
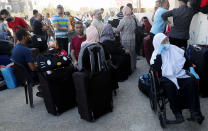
[70,35,86,60]
[8,17,28,33]
[200,0,208,7]
[143,19,152,34]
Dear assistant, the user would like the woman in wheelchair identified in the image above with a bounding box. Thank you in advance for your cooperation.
[150,33,205,124]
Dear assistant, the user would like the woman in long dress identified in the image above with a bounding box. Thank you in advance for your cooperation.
[114,6,140,72]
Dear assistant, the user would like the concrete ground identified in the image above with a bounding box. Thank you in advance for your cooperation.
[0,58,208,131]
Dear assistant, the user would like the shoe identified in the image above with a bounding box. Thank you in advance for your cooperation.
[167,112,185,124]
[36,92,43,98]
[188,112,205,124]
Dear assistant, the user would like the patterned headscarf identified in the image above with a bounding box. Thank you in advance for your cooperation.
[100,24,115,43]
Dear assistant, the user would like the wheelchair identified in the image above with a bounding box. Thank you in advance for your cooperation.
[148,67,168,128]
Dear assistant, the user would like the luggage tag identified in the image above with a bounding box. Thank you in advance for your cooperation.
[37,38,42,42]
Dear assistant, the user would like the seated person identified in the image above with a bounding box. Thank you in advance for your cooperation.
[11,29,42,97]
[150,33,204,124]
[0,16,11,40]
[70,21,86,67]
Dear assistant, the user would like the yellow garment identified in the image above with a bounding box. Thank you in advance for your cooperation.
[67,16,75,31]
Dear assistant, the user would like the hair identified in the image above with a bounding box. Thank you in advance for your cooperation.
[75,21,83,26]
[142,16,148,20]
[33,9,38,15]
[0,9,10,16]
[120,6,124,11]
[0,17,4,21]
[160,0,167,6]
[127,3,133,8]
[178,0,188,4]
[100,8,104,11]
[16,29,28,41]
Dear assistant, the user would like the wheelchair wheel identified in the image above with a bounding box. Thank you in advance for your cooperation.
[149,70,157,112]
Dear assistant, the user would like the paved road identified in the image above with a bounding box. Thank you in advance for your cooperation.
[0,58,207,131]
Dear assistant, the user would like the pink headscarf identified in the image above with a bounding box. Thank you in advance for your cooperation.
[122,6,132,17]
[83,26,99,44]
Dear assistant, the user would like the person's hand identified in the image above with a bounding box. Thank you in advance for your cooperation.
[158,45,166,54]
[125,49,130,54]
[73,61,78,68]
[189,67,200,79]
[42,26,49,31]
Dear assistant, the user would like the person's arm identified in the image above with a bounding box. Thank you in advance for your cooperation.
[52,17,68,31]
[113,19,125,33]
[25,48,37,71]
[151,54,162,77]
[71,50,78,66]
[162,10,175,27]
[28,62,37,71]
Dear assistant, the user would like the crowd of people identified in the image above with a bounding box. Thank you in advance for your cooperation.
[0,0,206,125]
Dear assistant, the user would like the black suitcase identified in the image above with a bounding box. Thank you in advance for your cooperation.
[73,71,113,121]
[73,43,113,121]
[39,66,76,115]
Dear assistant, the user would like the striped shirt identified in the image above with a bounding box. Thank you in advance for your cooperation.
[116,12,124,20]
[52,15,69,38]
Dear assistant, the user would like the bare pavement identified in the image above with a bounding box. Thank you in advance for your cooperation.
[0,57,208,131]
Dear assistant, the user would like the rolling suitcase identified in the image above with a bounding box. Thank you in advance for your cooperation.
[39,66,76,115]
[73,43,113,121]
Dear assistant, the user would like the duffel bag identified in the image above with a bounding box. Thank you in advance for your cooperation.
[138,74,151,97]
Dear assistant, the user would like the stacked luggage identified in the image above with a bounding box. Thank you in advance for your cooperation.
[37,49,76,115]
[73,43,113,121]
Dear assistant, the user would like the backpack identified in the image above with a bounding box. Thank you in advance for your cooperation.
[36,49,72,72]
[77,43,108,73]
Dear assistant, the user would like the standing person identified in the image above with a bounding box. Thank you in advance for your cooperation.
[108,11,118,22]
[91,9,104,37]
[114,6,140,72]
[33,14,48,37]
[150,0,170,42]
[162,0,196,49]
[0,9,32,44]
[152,0,161,22]
[30,9,38,28]
[116,6,124,20]
[52,5,71,52]
[65,11,75,31]
[70,21,86,67]
[44,13,54,39]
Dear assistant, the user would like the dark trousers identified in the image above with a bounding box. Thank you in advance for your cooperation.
[169,37,188,49]
[149,33,155,51]
[56,38,69,52]
[160,77,200,114]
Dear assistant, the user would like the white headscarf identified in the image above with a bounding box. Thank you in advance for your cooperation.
[150,33,189,89]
